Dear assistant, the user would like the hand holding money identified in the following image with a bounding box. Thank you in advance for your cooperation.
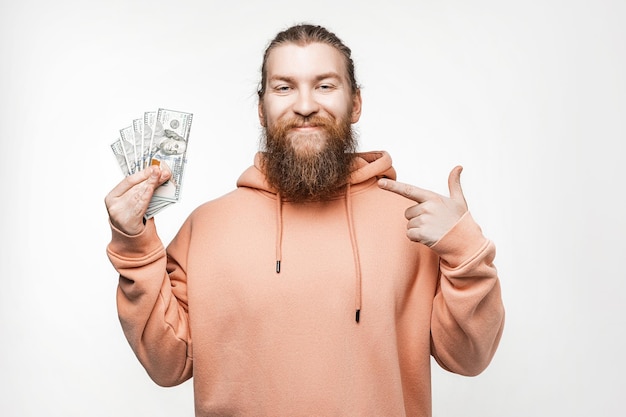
[110,108,193,219]
[105,166,172,235]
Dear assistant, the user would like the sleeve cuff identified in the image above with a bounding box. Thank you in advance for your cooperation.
[429,212,489,269]
[107,217,164,258]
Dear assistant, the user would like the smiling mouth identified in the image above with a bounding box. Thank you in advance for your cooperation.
[287,125,326,142]
[292,125,320,130]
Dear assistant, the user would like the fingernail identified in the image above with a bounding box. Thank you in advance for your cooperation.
[378,178,387,187]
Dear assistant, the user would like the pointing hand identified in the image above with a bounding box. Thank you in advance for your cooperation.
[378,166,468,247]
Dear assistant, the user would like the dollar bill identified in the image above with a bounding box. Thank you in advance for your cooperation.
[145,198,174,219]
[111,138,131,177]
[142,111,157,170]
[132,118,144,171]
[120,125,139,174]
[110,107,193,219]
[147,108,193,203]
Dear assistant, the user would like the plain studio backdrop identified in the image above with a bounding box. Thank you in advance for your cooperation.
[1,0,624,416]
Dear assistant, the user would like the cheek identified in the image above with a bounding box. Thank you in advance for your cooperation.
[266,109,294,130]
[320,96,353,120]
[261,104,281,127]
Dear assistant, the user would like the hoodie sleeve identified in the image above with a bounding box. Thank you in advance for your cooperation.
[428,212,505,376]
[106,218,193,387]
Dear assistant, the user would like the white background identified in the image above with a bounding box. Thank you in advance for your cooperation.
[1,0,624,416]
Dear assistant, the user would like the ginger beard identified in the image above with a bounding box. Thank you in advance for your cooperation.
[260,112,357,203]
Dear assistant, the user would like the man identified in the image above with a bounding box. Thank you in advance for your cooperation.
[105,24,504,417]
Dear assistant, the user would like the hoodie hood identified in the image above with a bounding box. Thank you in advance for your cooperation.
[236,151,397,323]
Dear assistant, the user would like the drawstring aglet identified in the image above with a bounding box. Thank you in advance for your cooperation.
[276,260,281,274]
[355,309,360,323]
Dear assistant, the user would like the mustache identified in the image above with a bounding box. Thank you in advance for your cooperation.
[278,115,337,130]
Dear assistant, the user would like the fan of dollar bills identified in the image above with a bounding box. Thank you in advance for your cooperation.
[111,108,193,219]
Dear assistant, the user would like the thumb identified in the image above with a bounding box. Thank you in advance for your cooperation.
[448,165,467,207]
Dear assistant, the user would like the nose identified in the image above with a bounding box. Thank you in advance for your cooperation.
[292,90,320,117]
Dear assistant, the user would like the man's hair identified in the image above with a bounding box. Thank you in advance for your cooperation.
[257,24,359,99]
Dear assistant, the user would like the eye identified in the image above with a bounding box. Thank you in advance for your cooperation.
[274,85,291,92]
[318,83,335,91]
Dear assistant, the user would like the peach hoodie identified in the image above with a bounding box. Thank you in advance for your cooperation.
[107,151,505,417]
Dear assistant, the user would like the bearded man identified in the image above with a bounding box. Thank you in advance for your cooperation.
[105,24,505,417]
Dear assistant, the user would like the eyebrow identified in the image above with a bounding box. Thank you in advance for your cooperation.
[269,72,343,83]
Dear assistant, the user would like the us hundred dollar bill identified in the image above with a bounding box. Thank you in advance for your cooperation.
[142,111,157,170]
[144,198,174,219]
[111,138,131,177]
[146,108,193,212]
[120,125,139,174]
[110,108,193,219]
[131,118,144,171]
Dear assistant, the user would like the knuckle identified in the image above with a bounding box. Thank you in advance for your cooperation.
[104,193,116,208]
[406,227,420,242]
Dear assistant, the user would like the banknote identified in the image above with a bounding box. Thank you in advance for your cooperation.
[142,111,157,170]
[145,198,174,219]
[147,108,193,203]
[132,118,144,170]
[111,108,193,219]
[110,138,131,177]
[120,125,139,174]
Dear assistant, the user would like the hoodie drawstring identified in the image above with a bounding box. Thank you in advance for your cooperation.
[273,186,363,324]
[345,183,363,323]
[275,193,283,274]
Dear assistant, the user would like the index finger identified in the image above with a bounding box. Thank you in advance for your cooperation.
[377,178,435,203]
[108,166,163,198]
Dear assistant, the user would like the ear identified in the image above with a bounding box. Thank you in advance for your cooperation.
[258,101,266,127]
[350,89,362,124]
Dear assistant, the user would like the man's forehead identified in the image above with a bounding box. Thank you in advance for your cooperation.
[265,42,348,78]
